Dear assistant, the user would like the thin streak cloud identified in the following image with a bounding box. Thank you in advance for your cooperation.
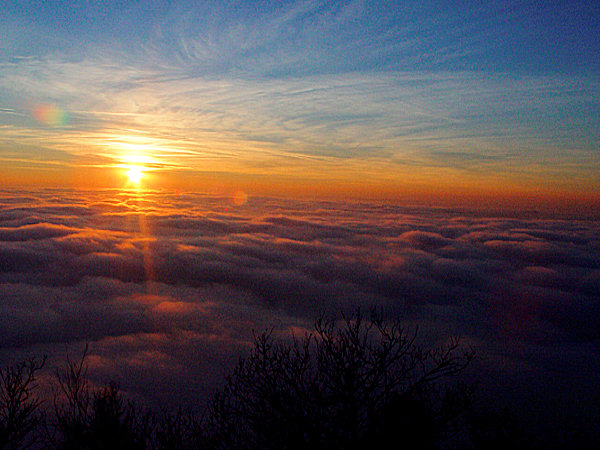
[1,1,599,197]
[1,57,598,184]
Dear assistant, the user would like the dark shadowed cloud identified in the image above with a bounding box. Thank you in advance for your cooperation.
[0,188,599,442]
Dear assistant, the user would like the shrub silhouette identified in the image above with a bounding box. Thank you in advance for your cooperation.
[202,310,475,449]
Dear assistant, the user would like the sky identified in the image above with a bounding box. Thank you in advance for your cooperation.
[0,0,599,207]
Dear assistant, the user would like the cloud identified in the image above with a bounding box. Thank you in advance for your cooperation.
[0,187,599,441]
[0,223,76,241]
[1,48,599,188]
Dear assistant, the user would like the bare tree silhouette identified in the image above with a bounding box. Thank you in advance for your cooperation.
[0,357,45,449]
[0,311,537,449]
[203,310,475,449]
[52,346,145,449]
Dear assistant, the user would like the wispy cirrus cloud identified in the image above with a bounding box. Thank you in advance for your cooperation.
[1,1,599,194]
[1,56,598,185]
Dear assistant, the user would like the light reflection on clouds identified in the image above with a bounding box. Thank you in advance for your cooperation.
[0,188,598,429]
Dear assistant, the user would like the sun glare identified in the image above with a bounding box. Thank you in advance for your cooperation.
[126,166,144,184]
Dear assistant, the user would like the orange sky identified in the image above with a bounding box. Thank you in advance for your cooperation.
[1,2,599,214]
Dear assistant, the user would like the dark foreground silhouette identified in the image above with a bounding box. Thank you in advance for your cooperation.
[1,311,532,449]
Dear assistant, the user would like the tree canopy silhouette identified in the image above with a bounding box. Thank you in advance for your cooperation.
[52,345,146,450]
[202,310,475,449]
[0,310,539,449]
[0,357,45,449]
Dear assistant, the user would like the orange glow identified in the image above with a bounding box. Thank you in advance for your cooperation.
[126,166,144,184]
[1,160,599,219]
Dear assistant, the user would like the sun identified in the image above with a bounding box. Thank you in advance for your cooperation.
[126,166,144,184]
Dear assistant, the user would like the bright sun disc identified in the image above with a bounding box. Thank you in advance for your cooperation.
[126,166,144,184]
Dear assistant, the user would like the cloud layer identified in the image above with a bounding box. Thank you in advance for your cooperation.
[1,188,599,443]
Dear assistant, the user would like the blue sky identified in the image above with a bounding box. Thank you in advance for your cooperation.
[0,0,599,199]
[3,0,598,74]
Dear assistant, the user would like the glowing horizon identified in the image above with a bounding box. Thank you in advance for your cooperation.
[1,1,599,211]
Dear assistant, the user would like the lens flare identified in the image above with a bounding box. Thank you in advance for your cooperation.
[33,104,69,127]
[232,190,248,206]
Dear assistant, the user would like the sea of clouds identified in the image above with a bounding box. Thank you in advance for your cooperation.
[0,187,598,441]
